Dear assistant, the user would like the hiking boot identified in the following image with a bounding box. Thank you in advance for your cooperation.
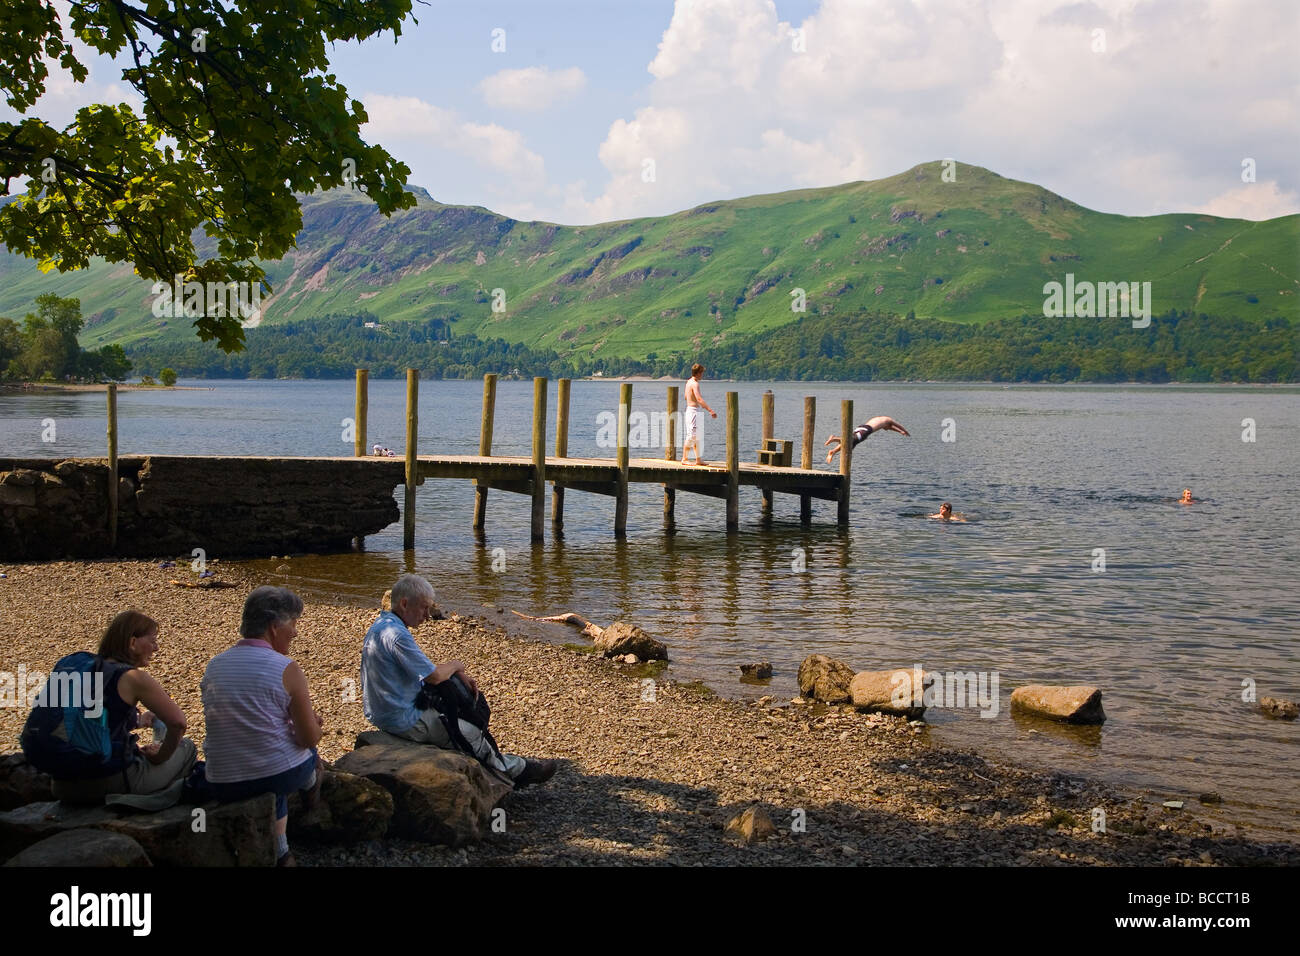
[513,758,558,790]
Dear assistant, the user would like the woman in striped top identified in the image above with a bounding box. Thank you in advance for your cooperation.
[201,586,323,866]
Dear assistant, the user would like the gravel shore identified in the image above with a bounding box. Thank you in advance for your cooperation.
[1,558,1296,866]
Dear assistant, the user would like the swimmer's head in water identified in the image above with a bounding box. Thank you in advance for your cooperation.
[1181,489,1193,502]
[939,502,952,517]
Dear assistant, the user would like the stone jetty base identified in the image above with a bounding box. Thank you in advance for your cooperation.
[0,456,403,559]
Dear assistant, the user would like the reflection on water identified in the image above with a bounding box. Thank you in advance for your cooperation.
[3,380,1299,839]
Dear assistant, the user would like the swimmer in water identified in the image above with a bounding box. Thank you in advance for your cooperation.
[825,415,909,463]
[1179,488,1195,505]
[929,502,966,522]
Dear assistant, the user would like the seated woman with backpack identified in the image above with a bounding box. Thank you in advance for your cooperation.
[21,610,197,806]
[201,585,323,866]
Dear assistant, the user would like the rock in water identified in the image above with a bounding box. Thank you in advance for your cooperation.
[4,829,151,868]
[287,770,394,844]
[797,654,856,703]
[850,668,934,718]
[337,733,512,846]
[1010,685,1106,724]
[725,806,777,844]
[740,662,773,679]
[594,621,668,661]
[1259,697,1298,720]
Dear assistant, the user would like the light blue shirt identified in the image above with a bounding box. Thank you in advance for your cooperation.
[361,611,436,734]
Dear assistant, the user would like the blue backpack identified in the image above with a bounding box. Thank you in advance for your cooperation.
[20,652,131,779]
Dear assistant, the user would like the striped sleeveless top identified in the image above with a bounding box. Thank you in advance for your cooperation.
[200,640,312,783]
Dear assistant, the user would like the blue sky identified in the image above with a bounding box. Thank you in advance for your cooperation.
[10,0,1300,224]
[326,0,697,207]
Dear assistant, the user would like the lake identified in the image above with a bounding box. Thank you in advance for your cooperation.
[3,378,1298,838]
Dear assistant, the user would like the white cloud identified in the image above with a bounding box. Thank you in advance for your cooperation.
[479,66,587,111]
[1196,181,1300,220]
[362,94,546,191]
[11,0,1295,227]
[542,0,1300,224]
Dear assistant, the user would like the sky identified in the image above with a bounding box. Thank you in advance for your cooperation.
[10,0,1300,224]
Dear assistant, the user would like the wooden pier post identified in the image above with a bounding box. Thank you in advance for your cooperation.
[801,396,815,525]
[354,369,368,457]
[473,373,497,531]
[106,384,118,550]
[726,391,739,530]
[552,377,570,530]
[403,368,419,550]
[838,398,853,527]
[664,385,678,530]
[531,377,547,542]
[760,389,774,521]
[615,382,631,537]
[354,368,369,549]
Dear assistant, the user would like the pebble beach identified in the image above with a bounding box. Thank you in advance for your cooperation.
[1,558,1296,867]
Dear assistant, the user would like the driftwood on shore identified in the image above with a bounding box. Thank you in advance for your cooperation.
[511,612,669,661]
[511,610,604,641]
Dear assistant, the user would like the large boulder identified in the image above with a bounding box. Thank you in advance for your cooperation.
[797,654,856,703]
[4,829,151,868]
[1010,685,1106,724]
[0,795,276,866]
[335,733,512,846]
[287,770,394,844]
[1259,697,1298,720]
[850,668,933,719]
[0,754,54,811]
[594,622,668,661]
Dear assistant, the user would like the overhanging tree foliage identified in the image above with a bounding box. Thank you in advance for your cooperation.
[0,0,417,352]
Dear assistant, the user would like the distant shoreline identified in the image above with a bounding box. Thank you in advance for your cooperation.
[4,378,1296,390]
[0,382,212,393]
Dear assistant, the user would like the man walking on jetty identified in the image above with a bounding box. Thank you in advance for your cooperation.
[825,415,910,463]
[681,363,717,466]
[361,574,557,787]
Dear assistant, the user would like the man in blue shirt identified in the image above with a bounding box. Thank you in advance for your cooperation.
[361,574,556,788]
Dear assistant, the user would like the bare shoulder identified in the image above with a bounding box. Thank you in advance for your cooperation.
[281,659,307,692]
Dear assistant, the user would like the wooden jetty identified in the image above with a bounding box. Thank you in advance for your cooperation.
[91,371,858,550]
[367,371,856,547]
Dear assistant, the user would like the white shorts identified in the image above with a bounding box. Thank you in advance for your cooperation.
[684,406,700,442]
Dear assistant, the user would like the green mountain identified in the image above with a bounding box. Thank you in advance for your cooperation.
[1,161,1296,360]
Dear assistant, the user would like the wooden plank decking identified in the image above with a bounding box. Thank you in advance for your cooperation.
[89,372,858,548]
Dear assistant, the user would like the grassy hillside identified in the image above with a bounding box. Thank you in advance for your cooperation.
[1,162,1296,361]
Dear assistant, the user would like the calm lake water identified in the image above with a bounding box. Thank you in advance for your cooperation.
[3,379,1298,838]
